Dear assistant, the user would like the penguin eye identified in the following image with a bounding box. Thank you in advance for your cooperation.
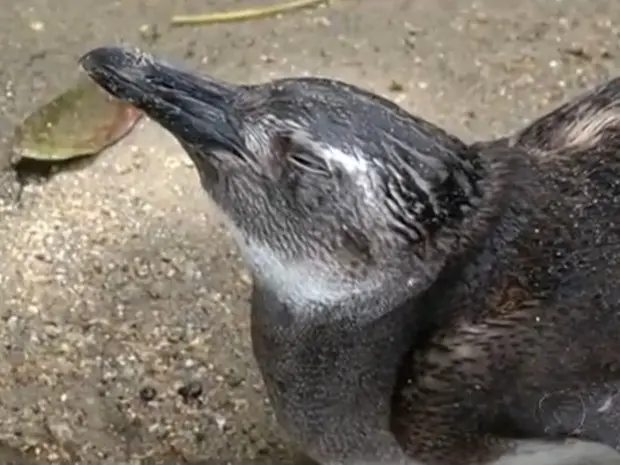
[289,149,331,177]
[276,132,331,177]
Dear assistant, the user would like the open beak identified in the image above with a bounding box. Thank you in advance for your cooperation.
[79,46,245,157]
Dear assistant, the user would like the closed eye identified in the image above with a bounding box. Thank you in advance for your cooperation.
[275,131,331,177]
[289,149,331,177]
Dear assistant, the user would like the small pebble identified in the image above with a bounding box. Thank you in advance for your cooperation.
[29,21,45,31]
[177,380,203,403]
[389,80,404,92]
[139,385,157,403]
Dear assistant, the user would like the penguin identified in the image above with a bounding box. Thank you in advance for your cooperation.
[80,46,620,465]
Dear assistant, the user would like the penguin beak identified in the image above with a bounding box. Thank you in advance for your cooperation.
[79,46,246,159]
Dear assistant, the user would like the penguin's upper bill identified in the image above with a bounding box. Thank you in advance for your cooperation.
[80,46,489,306]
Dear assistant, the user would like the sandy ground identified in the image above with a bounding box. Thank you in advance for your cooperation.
[1,0,620,464]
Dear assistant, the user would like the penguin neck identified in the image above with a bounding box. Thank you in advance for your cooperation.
[242,233,423,453]
[249,278,421,462]
[240,236,408,325]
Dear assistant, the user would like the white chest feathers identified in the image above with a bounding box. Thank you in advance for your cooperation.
[240,239,366,312]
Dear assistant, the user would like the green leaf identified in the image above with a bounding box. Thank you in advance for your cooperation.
[12,75,142,162]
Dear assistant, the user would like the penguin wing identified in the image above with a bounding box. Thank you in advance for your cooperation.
[390,379,620,465]
[390,302,620,459]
